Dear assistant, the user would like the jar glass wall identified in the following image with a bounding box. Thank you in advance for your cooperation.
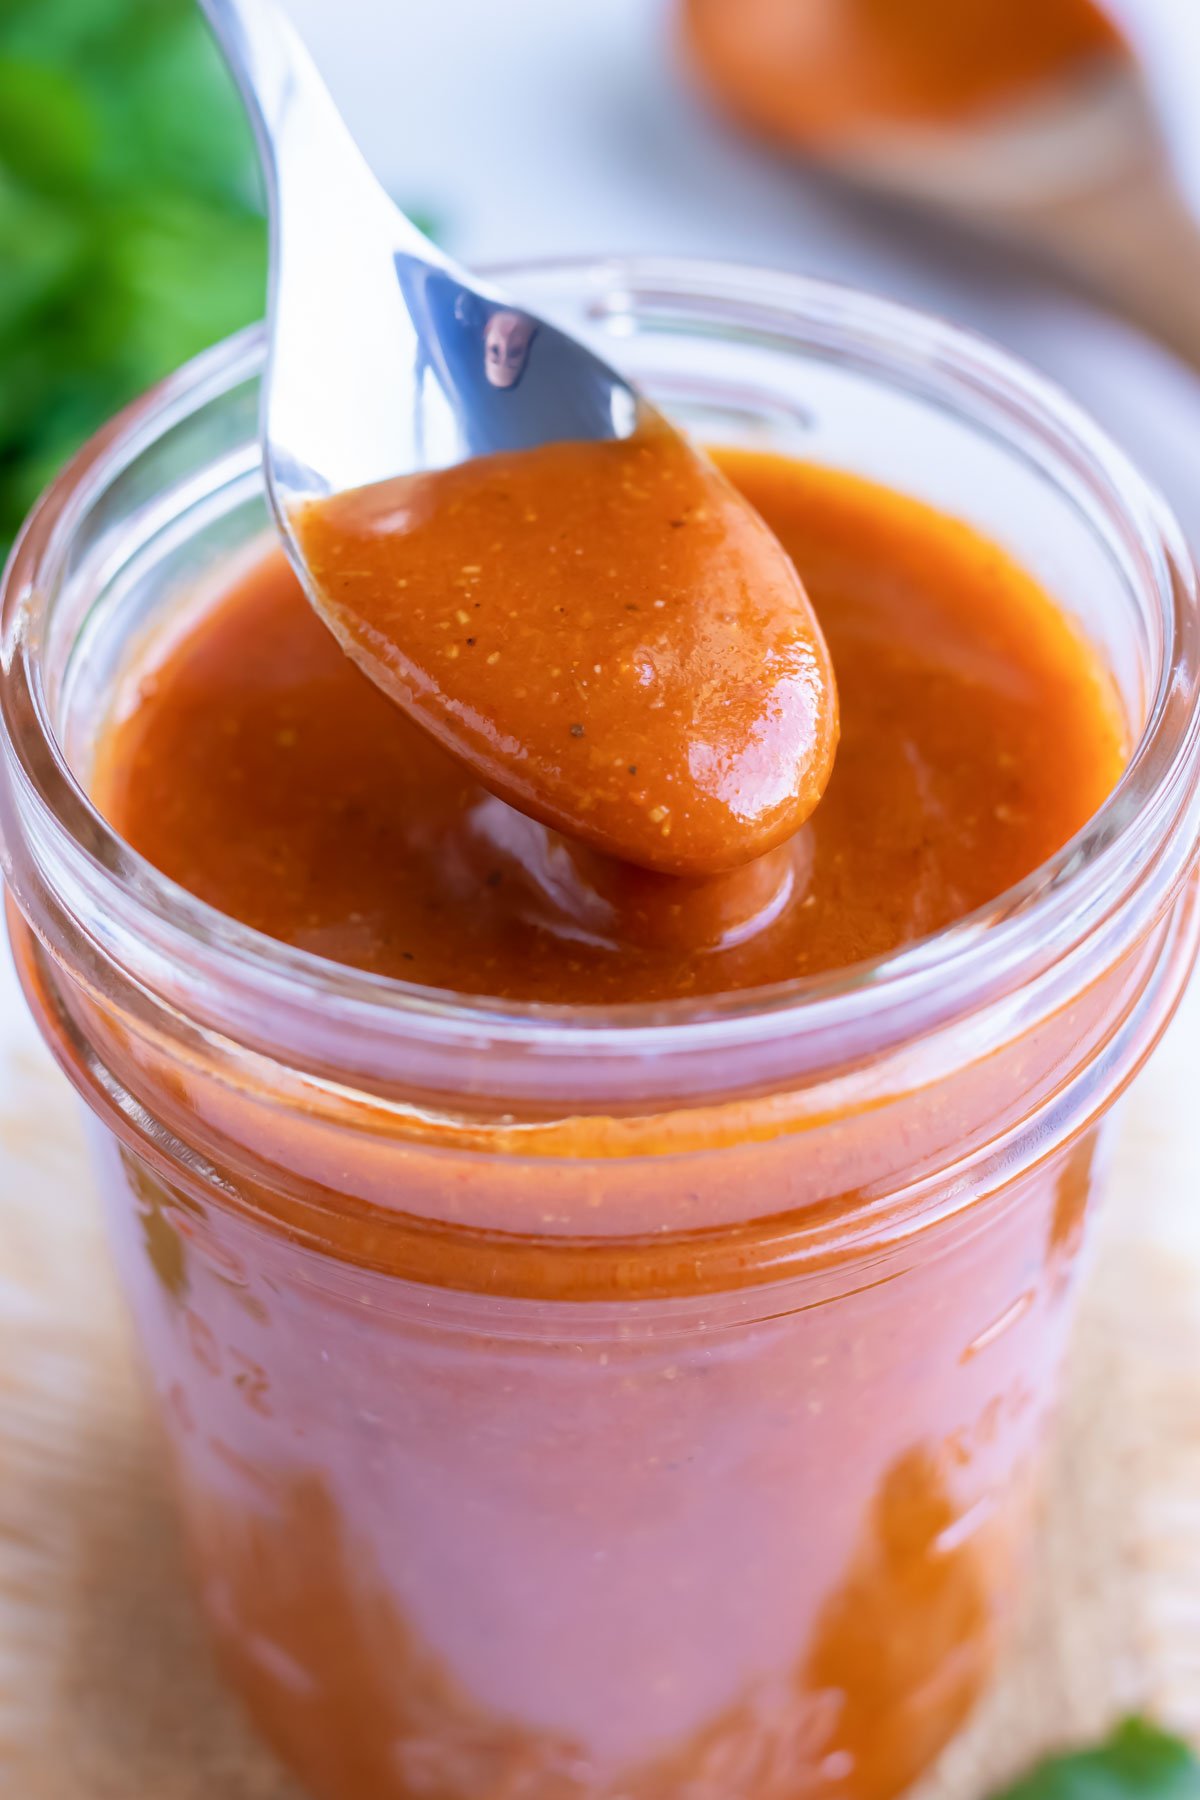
[2,260,1199,1800]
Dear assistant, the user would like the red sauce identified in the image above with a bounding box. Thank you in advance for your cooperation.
[58,447,1129,1800]
[291,421,838,878]
[96,452,1123,1004]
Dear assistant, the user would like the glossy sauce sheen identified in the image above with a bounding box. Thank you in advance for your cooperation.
[95,451,1124,1004]
[291,421,838,877]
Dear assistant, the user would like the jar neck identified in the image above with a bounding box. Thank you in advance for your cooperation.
[3,708,1198,1116]
[10,887,1198,1296]
[3,271,1200,1114]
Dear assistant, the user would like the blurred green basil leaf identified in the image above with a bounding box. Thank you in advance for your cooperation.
[0,0,265,555]
[993,1720,1200,1800]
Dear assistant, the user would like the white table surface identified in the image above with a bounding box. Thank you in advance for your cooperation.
[3,0,1199,1243]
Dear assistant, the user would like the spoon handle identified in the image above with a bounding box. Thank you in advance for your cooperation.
[197,0,436,262]
[198,0,348,190]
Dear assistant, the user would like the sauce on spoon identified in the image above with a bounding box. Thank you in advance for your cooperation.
[97,452,1122,1004]
[293,419,838,878]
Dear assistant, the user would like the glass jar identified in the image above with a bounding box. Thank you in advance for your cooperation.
[3,259,1199,1800]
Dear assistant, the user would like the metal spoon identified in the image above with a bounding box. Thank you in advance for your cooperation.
[196,0,642,525]
[195,0,841,880]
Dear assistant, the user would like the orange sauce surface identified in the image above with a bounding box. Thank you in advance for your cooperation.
[96,452,1123,1005]
[68,448,1129,1800]
[292,422,838,878]
[683,0,1123,147]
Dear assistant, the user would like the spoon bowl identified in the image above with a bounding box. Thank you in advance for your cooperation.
[196,0,841,879]
[823,58,1200,371]
[683,0,1200,369]
[198,0,643,524]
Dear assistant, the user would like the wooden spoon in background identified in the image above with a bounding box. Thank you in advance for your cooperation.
[682,0,1200,370]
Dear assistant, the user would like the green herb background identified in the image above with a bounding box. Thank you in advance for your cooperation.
[0,0,266,557]
[997,1722,1200,1800]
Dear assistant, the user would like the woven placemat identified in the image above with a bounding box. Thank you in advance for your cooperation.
[3,981,1199,1799]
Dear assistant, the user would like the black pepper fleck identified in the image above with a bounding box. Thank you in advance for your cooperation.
[569,723,586,739]
[628,764,638,775]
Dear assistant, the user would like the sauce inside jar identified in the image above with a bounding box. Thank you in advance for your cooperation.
[95,450,1123,1004]
[71,441,1132,1800]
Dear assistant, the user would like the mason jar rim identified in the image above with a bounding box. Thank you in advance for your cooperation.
[2,255,1199,1070]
